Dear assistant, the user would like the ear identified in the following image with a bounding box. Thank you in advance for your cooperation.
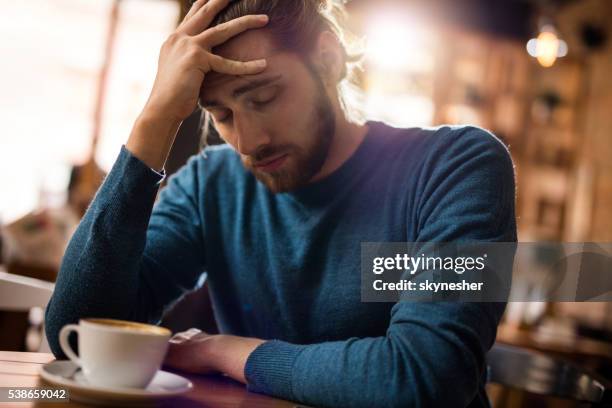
[312,31,345,85]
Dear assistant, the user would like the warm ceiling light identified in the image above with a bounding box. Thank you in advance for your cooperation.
[526,24,568,68]
[365,13,436,72]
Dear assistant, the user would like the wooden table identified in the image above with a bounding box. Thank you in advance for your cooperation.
[496,323,612,362]
[495,323,612,386]
[0,351,302,407]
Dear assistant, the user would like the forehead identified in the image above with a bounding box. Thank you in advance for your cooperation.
[214,27,277,61]
[202,28,304,97]
[203,28,277,88]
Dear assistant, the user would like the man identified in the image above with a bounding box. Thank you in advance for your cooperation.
[46,0,517,407]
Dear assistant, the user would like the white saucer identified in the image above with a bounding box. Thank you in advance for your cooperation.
[40,360,192,406]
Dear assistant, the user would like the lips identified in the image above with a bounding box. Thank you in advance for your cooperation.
[253,153,289,172]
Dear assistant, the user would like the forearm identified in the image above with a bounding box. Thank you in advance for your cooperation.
[210,335,265,384]
[45,146,164,357]
[126,109,182,172]
[244,302,503,408]
[164,332,264,384]
[166,306,496,407]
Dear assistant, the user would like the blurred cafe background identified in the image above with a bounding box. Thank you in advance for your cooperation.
[1,0,612,406]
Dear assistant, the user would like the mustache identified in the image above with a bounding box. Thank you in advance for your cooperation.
[247,145,292,164]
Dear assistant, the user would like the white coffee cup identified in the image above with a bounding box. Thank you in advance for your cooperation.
[59,318,171,388]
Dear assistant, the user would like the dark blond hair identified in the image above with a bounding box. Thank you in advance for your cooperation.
[198,0,365,147]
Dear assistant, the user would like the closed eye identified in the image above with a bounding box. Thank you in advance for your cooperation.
[251,96,276,107]
[209,108,232,124]
[248,86,280,108]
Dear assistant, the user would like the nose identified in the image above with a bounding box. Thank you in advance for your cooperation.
[232,113,271,157]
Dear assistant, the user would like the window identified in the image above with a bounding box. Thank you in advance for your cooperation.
[0,0,179,223]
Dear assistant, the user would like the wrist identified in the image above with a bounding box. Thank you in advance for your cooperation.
[204,335,229,369]
[138,103,183,130]
[209,335,265,384]
[126,111,182,171]
[135,108,182,136]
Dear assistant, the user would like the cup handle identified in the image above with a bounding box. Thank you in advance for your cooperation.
[59,324,82,367]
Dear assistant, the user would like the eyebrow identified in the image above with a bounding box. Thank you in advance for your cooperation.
[201,74,283,108]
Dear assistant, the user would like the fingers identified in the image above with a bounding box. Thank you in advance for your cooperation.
[169,328,203,344]
[206,53,267,76]
[182,0,208,23]
[180,0,232,36]
[196,14,269,48]
[175,43,266,77]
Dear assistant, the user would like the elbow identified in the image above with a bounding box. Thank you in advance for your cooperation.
[383,331,484,407]
[44,296,68,359]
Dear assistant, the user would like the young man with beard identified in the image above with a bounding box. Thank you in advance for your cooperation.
[46,0,517,407]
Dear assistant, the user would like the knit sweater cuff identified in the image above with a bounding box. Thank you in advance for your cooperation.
[244,340,306,400]
[91,146,166,231]
[116,145,166,187]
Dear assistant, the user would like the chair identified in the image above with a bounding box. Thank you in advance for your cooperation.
[0,267,54,351]
[0,268,54,311]
[487,343,612,407]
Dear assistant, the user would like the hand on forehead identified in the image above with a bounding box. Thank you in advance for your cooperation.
[212,28,276,64]
[201,29,272,84]
[203,31,290,94]
[200,52,289,104]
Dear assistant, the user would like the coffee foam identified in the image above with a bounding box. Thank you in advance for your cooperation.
[84,318,171,336]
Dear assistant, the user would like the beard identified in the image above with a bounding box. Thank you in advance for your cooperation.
[242,71,336,193]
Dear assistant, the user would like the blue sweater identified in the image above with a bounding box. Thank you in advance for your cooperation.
[46,121,516,408]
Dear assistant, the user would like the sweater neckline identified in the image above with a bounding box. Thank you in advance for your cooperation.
[279,120,383,205]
